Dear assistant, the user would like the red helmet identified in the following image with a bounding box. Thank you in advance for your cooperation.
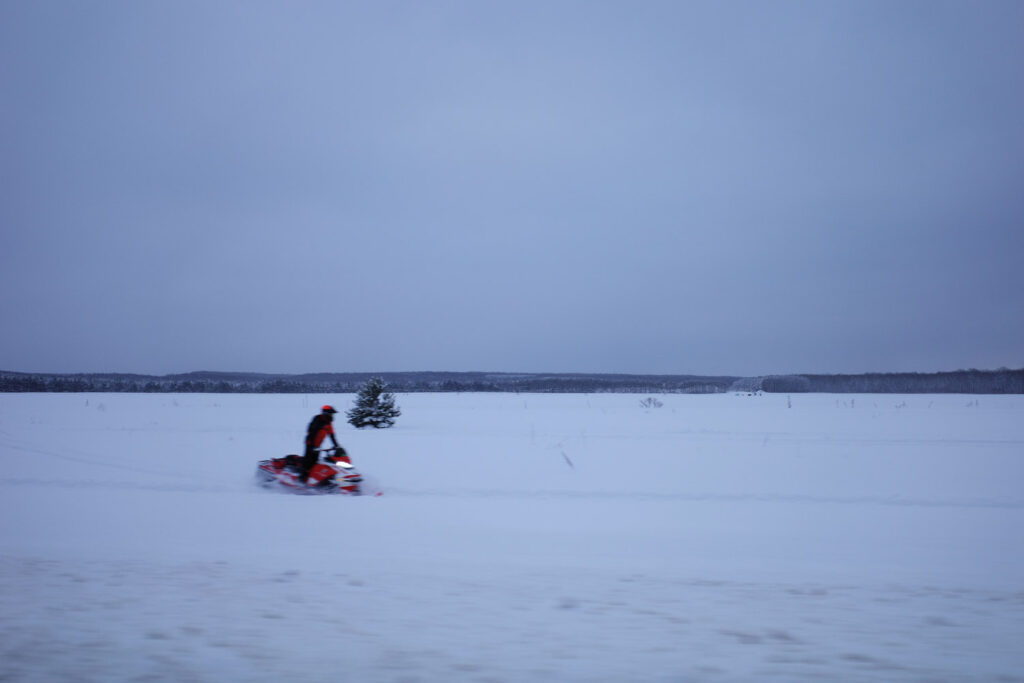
[322,405,337,414]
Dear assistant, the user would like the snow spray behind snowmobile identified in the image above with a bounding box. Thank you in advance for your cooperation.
[256,447,364,495]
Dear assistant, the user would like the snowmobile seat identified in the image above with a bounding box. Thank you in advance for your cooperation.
[275,454,302,471]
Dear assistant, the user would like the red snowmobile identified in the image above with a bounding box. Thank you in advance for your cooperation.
[256,447,364,495]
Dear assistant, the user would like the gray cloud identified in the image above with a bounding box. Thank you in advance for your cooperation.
[2,0,1022,375]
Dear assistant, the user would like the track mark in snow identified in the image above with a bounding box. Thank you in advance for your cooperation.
[0,439,202,481]
[665,429,1024,447]
[0,476,240,494]
[379,487,1024,510]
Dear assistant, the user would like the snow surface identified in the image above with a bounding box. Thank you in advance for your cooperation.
[1,391,1023,682]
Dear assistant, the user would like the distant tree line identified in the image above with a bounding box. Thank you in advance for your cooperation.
[0,371,736,394]
[1,368,1021,394]
[750,369,1024,394]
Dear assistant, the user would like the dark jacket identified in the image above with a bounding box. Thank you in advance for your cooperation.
[306,413,337,448]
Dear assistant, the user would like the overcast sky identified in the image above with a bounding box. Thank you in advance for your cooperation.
[2,0,1022,377]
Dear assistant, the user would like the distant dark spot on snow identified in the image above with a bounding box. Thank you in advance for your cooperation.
[273,570,301,583]
[720,630,762,645]
[839,653,905,671]
[766,629,801,643]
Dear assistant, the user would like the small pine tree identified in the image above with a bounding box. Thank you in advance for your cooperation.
[347,377,401,429]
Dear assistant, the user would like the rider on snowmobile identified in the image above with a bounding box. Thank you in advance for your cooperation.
[300,405,342,483]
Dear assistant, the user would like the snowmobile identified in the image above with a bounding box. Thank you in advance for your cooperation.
[255,447,364,495]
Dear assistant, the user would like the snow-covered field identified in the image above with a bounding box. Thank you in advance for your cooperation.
[1,391,1022,682]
